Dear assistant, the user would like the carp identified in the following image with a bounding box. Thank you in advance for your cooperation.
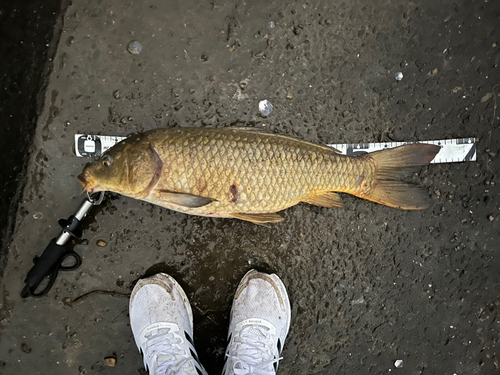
[78,127,439,223]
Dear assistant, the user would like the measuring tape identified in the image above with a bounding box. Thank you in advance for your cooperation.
[75,134,476,163]
[328,138,476,163]
[75,135,127,157]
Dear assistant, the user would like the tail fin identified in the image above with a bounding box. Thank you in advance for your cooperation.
[362,144,440,210]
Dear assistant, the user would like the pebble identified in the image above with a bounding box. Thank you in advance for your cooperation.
[97,240,107,247]
[488,215,494,222]
[112,90,121,99]
[395,72,403,81]
[394,359,403,368]
[21,343,32,354]
[104,357,116,367]
[351,296,365,305]
[127,40,143,55]
[259,100,273,116]
[269,21,275,29]
[481,93,494,102]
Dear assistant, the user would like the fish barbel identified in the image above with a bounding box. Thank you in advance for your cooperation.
[78,127,439,223]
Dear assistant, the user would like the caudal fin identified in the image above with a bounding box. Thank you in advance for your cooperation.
[362,144,440,210]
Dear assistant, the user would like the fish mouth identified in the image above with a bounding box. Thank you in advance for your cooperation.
[77,172,100,194]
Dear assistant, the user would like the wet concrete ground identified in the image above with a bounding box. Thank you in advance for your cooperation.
[1,0,499,374]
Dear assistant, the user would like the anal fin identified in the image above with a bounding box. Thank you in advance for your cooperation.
[229,212,283,224]
[303,192,343,208]
[155,190,214,208]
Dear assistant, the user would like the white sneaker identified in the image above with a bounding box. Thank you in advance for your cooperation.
[129,273,207,375]
[223,270,291,375]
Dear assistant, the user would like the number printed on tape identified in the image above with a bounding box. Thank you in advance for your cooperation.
[75,134,476,164]
[328,138,476,163]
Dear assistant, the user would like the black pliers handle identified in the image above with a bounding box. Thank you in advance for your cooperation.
[21,192,104,298]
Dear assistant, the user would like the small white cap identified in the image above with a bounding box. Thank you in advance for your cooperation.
[258,100,273,116]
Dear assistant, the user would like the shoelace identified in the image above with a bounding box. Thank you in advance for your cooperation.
[143,332,195,375]
[227,325,281,375]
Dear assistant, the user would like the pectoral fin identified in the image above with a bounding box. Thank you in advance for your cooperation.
[156,190,214,208]
[229,212,283,224]
[303,192,343,208]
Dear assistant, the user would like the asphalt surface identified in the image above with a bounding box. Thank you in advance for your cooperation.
[0,0,499,374]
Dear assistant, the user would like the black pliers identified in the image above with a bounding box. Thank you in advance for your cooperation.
[21,192,104,298]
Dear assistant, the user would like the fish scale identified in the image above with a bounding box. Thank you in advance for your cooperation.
[78,127,440,223]
[152,128,366,214]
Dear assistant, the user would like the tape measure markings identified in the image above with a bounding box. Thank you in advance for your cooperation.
[75,134,126,157]
[328,138,476,163]
[75,134,476,164]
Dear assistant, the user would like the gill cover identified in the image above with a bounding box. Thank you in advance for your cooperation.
[126,141,164,197]
[80,136,163,197]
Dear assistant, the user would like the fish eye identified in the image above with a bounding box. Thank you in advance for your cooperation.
[101,155,113,168]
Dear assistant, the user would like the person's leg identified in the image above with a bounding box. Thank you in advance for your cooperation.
[223,270,291,375]
[129,273,207,375]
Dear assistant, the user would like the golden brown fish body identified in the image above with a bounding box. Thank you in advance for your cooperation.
[78,127,439,223]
